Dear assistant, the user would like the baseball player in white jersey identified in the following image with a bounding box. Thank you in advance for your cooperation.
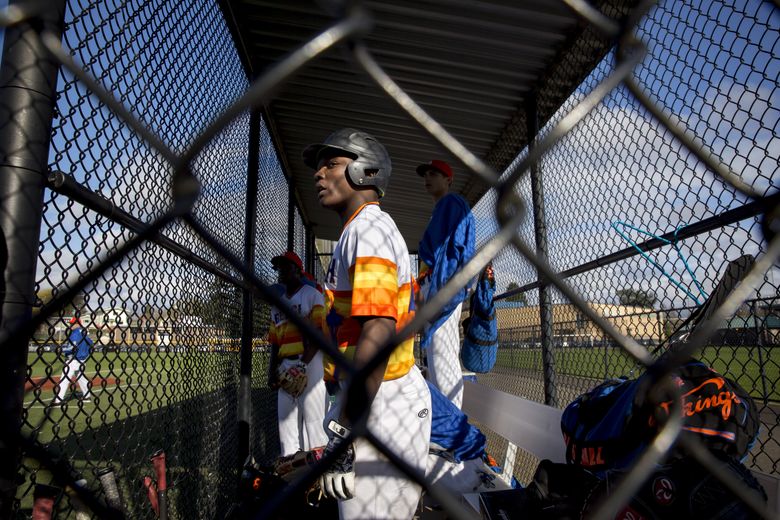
[304,128,431,519]
[268,251,329,456]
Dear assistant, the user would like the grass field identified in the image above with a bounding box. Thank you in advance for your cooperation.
[18,345,779,515]
[495,344,780,401]
[18,350,276,517]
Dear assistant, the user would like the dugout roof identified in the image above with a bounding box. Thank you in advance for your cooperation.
[220,0,637,250]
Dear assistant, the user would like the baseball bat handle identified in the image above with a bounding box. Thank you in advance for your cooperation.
[96,467,124,516]
[64,478,90,520]
[32,484,59,520]
[150,449,168,520]
[142,476,159,516]
[150,449,167,491]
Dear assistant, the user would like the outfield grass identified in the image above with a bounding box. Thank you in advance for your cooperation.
[495,345,780,401]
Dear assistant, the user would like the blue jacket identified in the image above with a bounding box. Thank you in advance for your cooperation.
[65,328,93,361]
[419,193,475,349]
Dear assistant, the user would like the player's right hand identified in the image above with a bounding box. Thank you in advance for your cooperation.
[319,436,355,500]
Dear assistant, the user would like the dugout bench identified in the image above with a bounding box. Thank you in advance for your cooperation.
[461,380,780,517]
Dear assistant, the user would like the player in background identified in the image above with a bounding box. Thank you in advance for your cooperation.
[304,128,431,520]
[268,251,329,456]
[416,160,475,409]
[54,315,93,404]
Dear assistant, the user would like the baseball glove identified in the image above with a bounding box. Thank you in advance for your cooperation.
[277,362,307,398]
[274,447,327,506]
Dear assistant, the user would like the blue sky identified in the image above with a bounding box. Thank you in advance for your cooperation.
[2,0,778,313]
[474,0,779,309]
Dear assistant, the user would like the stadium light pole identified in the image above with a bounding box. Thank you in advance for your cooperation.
[0,1,66,514]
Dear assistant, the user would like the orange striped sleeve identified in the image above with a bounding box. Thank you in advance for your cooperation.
[350,256,398,319]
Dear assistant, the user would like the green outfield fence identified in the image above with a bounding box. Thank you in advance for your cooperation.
[0,0,778,518]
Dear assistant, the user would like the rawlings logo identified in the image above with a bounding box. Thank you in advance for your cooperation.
[657,377,741,421]
[652,476,675,505]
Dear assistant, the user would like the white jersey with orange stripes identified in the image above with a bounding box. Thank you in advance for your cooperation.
[269,284,325,359]
[322,202,416,381]
[269,284,329,456]
[323,202,431,520]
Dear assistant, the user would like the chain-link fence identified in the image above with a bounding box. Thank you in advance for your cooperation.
[0,0,777,519]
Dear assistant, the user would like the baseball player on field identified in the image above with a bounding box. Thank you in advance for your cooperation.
[268,251,329,456]
[53,316,93,404]
[304,128,432,520]
[416,160,475,409]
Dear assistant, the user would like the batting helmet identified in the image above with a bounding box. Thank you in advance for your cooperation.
[303,128,392,197]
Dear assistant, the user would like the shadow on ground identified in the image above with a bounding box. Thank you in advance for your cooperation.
[16,386,279,519]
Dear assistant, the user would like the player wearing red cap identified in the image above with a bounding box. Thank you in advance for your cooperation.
[268,251,329,456]
[416,160,475,409]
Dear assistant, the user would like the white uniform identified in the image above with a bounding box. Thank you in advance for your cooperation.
[421,278,464,409]
[323,202,432,520]
[269,284,329,456]
[55,358,90,402]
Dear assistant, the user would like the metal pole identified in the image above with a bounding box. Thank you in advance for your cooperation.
[287,180,295,252]
[527,95,557,407]
[305,227,314,275]
[0,2,66,515]
[751,300,769,407]
[238,109,261,466]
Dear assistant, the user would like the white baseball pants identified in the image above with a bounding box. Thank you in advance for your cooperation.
[55,358,90,401]
[425,302,464,409]
[278,351,329,456]
[331,365,432,520]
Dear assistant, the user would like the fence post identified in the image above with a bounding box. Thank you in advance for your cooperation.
[287,178,295,252]
[305,227,314,275]
[526,95,558,406]
[0,1,66,514]
[238,108,261,466]
[751,300,769,406]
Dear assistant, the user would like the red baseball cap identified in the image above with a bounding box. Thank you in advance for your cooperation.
[69,316,80,325]
[271,251,303,271]
[416,159,453,179]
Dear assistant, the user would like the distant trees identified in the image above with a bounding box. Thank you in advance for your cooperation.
[616,288,656,308]
[176,277,271,338]
[34,288,85,316]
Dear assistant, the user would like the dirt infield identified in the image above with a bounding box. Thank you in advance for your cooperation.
[25,376,120,394]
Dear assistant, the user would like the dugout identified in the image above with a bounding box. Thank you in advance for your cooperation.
[1,0,778,518]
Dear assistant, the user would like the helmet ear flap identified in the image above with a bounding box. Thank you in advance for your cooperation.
[346,159,387,197]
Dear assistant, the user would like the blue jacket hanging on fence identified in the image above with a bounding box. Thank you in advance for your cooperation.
[418,193,475,350]
[461,273,498,372]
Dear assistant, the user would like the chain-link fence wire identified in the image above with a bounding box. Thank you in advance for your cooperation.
[467,0,780,488]
[0,0,296,517]
[0,0,777,519]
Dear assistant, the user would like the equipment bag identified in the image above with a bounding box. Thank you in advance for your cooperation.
[561,358,760,474]
[461,271,498,373]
